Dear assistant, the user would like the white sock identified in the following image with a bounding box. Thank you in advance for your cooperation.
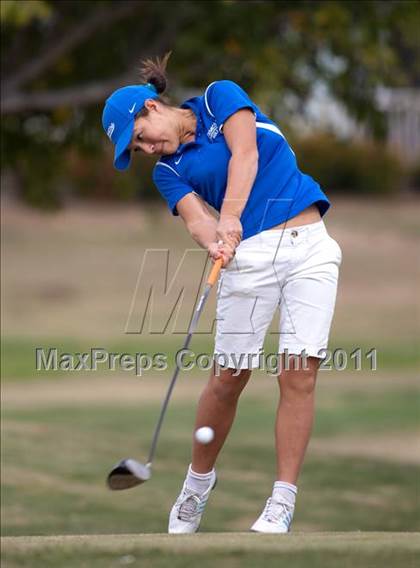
[272,481,297,506]
[186,464,215,494]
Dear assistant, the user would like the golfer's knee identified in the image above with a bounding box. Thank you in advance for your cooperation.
[278,364,318,398]
[210,368,250,403]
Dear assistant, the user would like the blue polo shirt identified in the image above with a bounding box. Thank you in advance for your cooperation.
[152,80,330,240]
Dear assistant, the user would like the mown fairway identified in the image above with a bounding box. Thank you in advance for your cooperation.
[2,368,419,566]
[3,533,420,568]
[2,198,420,566]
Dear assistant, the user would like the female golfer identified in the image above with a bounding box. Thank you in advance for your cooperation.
[102,54,342,534]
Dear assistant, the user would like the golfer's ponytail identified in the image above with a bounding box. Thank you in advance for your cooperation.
[139,51,171,95]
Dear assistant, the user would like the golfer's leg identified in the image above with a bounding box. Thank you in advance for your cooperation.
[197,244,278,473]
[275,355,320,483]
[191,365,251,473]
[249,355,319,533]
[274,226,341,484]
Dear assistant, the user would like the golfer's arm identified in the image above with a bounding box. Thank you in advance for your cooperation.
[220,109,259,218]
[177,193,218,249]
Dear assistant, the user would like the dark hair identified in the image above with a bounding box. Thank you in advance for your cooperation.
[136,52,171,118]
[139,51,171,94]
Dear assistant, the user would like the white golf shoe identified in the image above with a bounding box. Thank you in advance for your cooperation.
[168,472,217,534]
[250,497,294,533]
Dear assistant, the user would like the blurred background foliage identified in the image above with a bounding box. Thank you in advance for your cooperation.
[1,0,420,209]
[293,135,405,195]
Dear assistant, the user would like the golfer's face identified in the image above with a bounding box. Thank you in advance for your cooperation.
[130,104,178,156]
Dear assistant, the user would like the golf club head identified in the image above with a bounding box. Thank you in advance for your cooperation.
[107,459,151,490]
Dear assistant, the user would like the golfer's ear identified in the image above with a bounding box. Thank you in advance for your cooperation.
[144,99,158,112]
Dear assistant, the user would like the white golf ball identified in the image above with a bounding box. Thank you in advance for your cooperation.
[195,426,215,444]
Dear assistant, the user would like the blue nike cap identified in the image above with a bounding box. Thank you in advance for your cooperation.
[102,83,159,171]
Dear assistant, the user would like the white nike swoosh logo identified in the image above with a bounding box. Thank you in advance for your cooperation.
[175,155,183,165]
[128,103,136,114]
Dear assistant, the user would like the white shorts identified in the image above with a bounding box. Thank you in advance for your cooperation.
[214,220,342,369]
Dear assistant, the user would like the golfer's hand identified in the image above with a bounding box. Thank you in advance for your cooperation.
[216,214,243,250]
[208,240,236,268]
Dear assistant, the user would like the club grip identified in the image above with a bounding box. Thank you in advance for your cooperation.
[206,258,223,287]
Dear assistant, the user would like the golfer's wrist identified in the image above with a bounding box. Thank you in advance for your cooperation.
[220,207,242,219]
[187,217,218,248]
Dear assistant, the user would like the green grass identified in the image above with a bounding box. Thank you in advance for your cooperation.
[2,384,419,537]
[2,533,420,568]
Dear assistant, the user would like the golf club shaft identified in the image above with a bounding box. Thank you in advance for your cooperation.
[146,258,223,466]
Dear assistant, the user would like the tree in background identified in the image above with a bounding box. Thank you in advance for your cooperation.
[1,0,419,207]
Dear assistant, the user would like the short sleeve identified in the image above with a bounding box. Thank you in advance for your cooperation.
[204,80,257,130]
[152,161,193,216]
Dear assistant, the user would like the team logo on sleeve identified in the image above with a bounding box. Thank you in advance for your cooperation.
[207,122,219,141]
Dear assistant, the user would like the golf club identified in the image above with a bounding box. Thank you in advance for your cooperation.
[107,256,223,490]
